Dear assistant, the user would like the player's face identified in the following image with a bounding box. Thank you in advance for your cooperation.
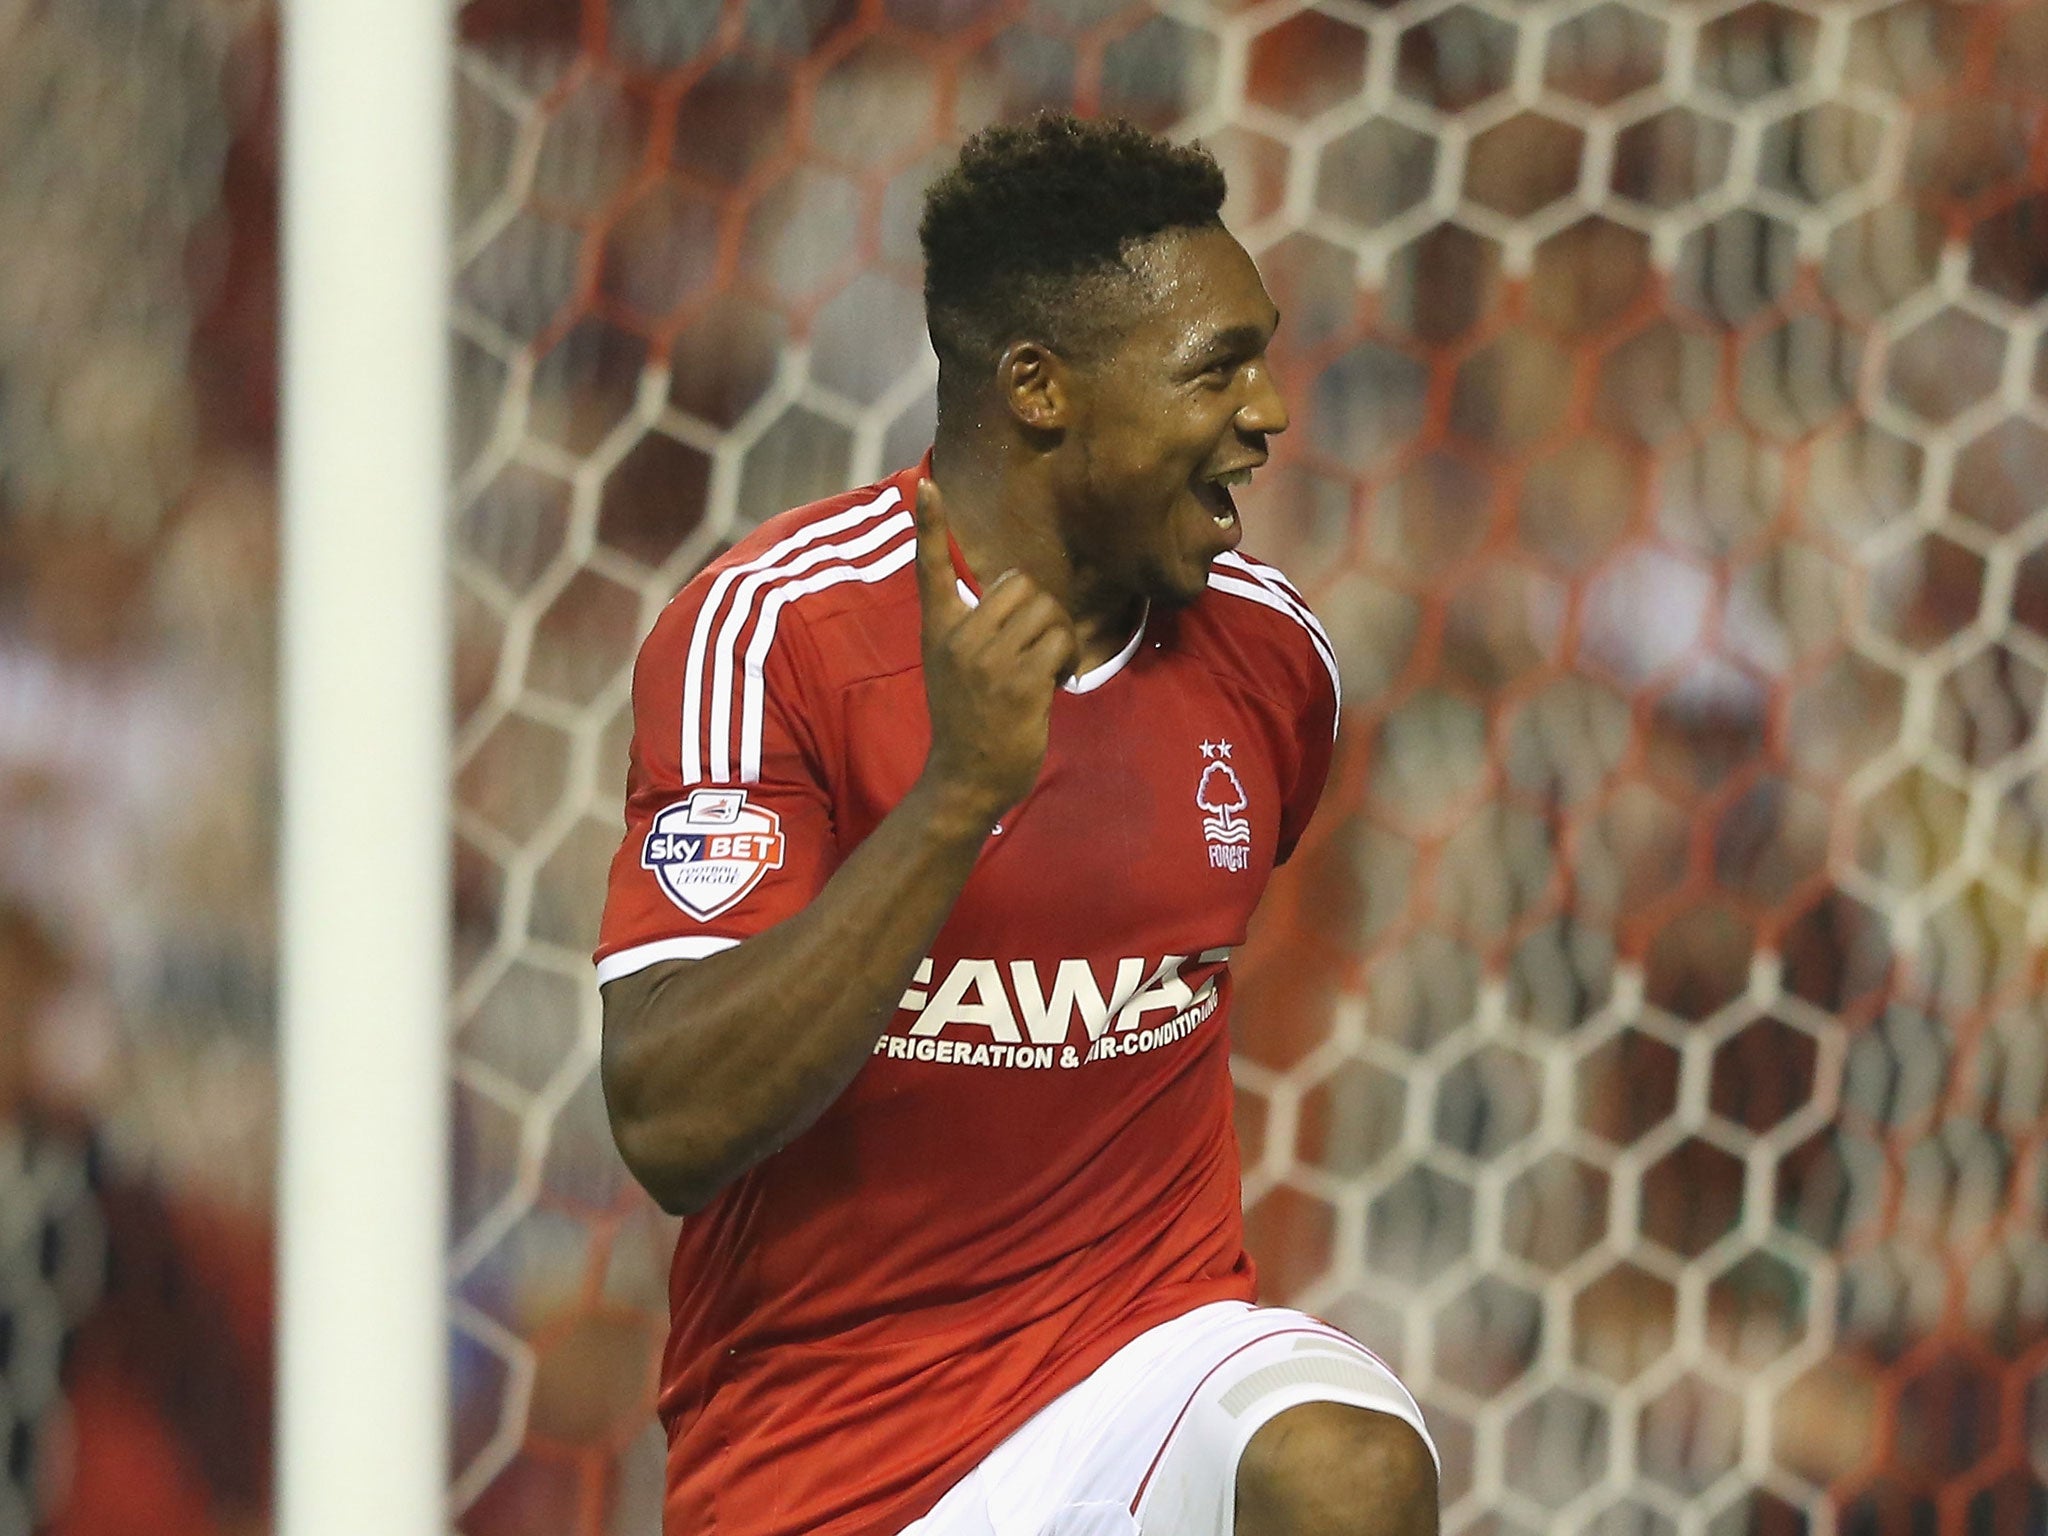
[1058,227,1287,608]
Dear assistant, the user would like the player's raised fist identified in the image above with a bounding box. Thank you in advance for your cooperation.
[913,477,1078,824]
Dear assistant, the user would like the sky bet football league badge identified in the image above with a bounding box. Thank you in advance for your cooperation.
[643,788,787,921]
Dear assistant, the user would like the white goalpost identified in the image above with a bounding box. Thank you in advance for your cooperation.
[278,2,451,1532]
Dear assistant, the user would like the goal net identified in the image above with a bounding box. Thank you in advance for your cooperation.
[446,2,2048,1532]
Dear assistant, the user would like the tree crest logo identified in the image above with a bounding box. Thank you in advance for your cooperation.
[1196,740,1250,849]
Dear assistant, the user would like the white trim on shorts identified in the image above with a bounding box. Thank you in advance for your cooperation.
[898,1302,1437,1536]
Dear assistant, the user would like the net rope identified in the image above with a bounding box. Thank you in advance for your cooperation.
[446,2,2048,1531]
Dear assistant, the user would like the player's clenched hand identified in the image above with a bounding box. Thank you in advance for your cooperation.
[913,477,1078,823]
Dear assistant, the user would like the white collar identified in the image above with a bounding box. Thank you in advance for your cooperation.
[954,579,1148,694]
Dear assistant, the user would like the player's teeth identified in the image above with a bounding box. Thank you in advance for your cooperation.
[1211,469,1254,488]
[1212,508,1236,527]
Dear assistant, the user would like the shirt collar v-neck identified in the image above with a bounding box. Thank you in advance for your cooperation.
[948,565,1149,695]
[921,454,1148,694]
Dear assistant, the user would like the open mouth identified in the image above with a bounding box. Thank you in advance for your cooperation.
[1193,466,1257,532]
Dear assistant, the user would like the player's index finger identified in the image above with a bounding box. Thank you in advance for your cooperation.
[913,478,967,619]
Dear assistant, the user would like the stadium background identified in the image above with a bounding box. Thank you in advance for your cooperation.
[1,0,2046,1531]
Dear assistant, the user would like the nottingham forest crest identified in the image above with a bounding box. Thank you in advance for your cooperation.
[1197,740,1250,872]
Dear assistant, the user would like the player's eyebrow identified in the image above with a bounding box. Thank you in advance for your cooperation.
[1190,312,1282,361]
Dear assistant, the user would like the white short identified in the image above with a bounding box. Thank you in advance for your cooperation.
[897,1302,1437,1536]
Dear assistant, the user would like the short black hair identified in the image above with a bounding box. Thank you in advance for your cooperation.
[919,113,1227,408]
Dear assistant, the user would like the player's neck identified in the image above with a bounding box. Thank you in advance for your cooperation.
[927,441,1143,674]
[1059,573,1147,676]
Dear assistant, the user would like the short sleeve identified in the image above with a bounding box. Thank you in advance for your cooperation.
[595,575,839,984]
[1274,600,1340,869]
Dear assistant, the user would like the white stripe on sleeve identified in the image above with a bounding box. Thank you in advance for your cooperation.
[708,509,912,782]
[739,529,916,782]
[596,933,742,984]
[679,487,902,783]
[1207,566,1343,728]
[1213,551,1340,710]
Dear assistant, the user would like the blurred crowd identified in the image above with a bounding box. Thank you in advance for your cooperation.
[0,0,278,1529]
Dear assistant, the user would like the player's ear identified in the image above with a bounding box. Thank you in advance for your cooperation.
[996,340,1069,433]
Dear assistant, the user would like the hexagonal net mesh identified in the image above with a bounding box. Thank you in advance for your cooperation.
[445,1,2048,1532]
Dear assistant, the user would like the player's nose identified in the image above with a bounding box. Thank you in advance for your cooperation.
[1236,359,1288,437]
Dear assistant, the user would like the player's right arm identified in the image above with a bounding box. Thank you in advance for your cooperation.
[599,481,1077,1215]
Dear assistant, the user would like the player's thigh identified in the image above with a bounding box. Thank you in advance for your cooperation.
[897,1464,998,1536]
[1129,1311,1437,1536]
[894,1305,1434,1536]
[907,1303,1282,1536]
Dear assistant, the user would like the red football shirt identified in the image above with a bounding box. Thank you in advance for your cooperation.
[597,458,1339,1536]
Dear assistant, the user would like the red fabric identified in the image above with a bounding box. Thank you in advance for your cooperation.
[48,1190,272,1536]
[48,1369,223,1536]
[598,459,1338,1536]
